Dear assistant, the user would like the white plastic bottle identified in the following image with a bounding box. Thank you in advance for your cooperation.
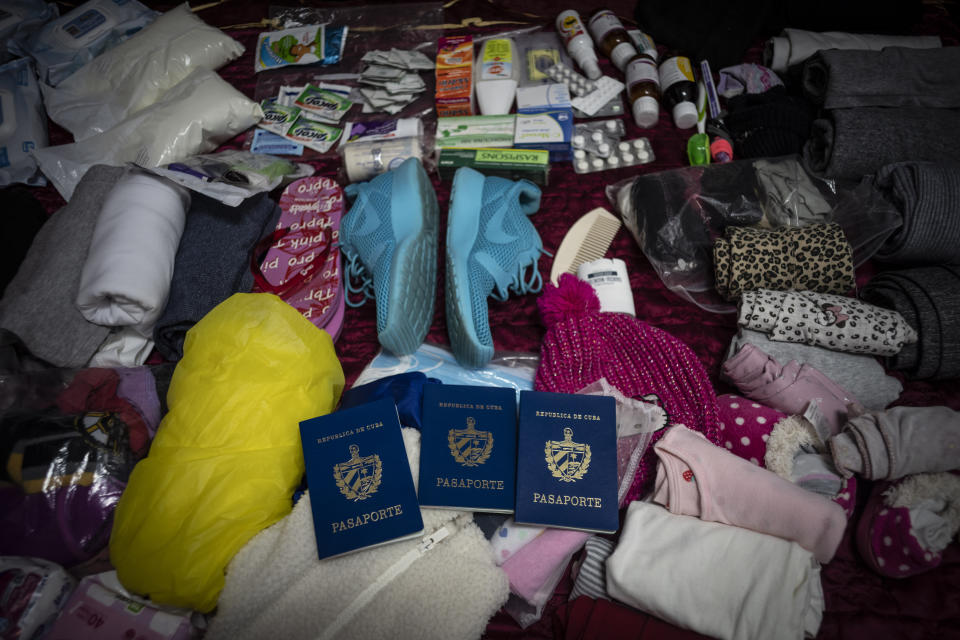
[474,37,518,115]
[555,10,602,80]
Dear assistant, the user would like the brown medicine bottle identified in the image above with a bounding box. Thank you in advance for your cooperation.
[586,9,638,71]
[625,52,660,128]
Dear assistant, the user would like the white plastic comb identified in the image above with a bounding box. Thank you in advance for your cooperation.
[550,207,622,286]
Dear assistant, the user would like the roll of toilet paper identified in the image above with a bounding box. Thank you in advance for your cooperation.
[577,257,636,316]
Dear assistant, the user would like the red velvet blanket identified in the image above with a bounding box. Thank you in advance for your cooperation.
[30,1,960,638]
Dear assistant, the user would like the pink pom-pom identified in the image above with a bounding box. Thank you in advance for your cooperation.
[538,273,601,328]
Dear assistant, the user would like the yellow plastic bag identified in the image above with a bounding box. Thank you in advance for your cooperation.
[110,293,344,612]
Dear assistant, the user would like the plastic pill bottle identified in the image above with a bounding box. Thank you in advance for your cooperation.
[658,53,698,129]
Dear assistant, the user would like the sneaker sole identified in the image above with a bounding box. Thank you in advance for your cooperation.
[446,167,494,368]
[378,158,439,356]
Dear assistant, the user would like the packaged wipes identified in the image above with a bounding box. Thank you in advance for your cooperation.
[0,57,48,186]
[13,0,156,86]
[254,23,347,72]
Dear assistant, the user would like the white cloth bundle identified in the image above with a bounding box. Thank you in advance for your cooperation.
[607,501,824,640]
[77,172,190,365]
[765,28,941,73]
[42,4,245,140]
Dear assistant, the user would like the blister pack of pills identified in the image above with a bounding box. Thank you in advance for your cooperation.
[573,138,654,173]
[571,120,625,157]
[543,62,597,96]
[570,76,626,117]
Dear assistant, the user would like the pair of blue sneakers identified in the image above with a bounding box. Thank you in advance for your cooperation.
[341,158,544,368]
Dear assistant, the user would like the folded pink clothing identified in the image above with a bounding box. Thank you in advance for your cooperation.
[652,424,848,563]
[723,343,858,436]
[501,528,589,604]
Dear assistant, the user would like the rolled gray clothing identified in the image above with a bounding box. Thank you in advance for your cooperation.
[803,108,960,181]
[860,266,960,380]
[829,406,960,479]
[153,192,281,361]
[766,28,941,73]
[727,329,902,410]
[872,162,960,265]
[803,47,960,109]
[0,165,123,367]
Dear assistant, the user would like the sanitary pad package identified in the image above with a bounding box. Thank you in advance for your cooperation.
[13,0,156,86]
[0,56,48,186]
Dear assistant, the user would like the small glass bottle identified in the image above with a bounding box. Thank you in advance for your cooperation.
[586,9,638,71]
[625,52,660,128]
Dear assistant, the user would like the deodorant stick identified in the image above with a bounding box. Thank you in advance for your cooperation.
[577,258,636,316]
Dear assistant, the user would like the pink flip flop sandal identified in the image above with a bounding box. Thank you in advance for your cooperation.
[251,176,345,341]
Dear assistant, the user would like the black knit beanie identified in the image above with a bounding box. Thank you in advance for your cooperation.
[724,87,815,159]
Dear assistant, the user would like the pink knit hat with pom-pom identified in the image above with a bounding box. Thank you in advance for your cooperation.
[535,274,721,501]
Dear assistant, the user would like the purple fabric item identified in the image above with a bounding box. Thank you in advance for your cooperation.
[716,393,785,466]
[723,343,859,435]
[114,367,162,439]
[535,274,721,501]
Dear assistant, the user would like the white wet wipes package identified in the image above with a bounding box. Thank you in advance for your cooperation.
[0,57,48,186]
[42,3,244,139]
[33,68,262,200]
[14,0,157,86]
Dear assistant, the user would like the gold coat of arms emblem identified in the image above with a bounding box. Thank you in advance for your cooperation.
[332,444,382,501]
[544,427,591,482]
[448,417,494,467]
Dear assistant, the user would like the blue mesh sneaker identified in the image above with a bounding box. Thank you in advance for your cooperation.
[341,158,439,356]
[446,167,544,368]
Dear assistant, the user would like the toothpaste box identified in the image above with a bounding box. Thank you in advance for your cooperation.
[438,148,550,185]
[436,35,474,117]
[436,115,516,148]
[514,108,573,161]
[516,83,572,114]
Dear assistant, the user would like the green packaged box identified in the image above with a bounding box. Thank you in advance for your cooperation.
[436,115,516,148]
[437,148,550,185]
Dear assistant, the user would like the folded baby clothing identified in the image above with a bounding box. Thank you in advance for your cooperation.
[722,343,858,435]
[765,28,941,73]
[652,424,847,562]
[205,427,509,640]
[727,329,902,410]
[739,289,917,357]
[0,165,123,367]
[802,47,960,109]
[860,265,960,380]
[752,156,833,227]
[77,171,190,366]
[829,405,960,480]
[568,536,616,601]
[766,415,858,517]
[716,393,785,466]
[804,107,960,181]
[713,223,854,301]
[153,192,281,361]
[857,473,960,578]
[606,501,824,640]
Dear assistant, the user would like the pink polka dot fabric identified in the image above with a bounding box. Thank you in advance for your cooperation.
[833,476,857,519]
[856,481,942,578]
[716,394,785,467]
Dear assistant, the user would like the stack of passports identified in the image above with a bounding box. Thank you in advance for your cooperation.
[417,384,517,513]
[299,398,424,559]
[514,390,619,534]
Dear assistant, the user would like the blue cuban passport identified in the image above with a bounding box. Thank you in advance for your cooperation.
[514,390,619,533]
[417,384,517,513]
[299,398,424,559]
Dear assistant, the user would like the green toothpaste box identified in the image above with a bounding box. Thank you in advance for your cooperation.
[438,148,550,186]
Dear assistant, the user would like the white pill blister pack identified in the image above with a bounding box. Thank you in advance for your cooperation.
[573,138,654,173]
[543,62,597,96]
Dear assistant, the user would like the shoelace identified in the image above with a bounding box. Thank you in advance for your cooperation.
[343,248,376,307]
[490,251,547,302]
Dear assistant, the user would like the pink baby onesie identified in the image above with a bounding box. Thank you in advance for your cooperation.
[652,424,848,563]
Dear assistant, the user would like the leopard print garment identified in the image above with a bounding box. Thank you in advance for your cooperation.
[713,223,854,301]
